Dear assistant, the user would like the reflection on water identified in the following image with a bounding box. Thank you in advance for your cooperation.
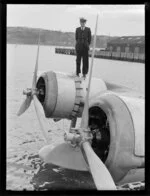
[7,44,144,190]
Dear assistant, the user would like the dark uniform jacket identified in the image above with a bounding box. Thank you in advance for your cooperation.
[75,27,91,52]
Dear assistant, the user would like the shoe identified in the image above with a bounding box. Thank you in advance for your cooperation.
[77,73,81,77]
[82,74,86,79]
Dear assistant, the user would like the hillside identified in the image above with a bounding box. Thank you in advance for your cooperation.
[7,26,118,48]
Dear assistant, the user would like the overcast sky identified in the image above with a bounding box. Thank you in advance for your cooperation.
[7,4,145,36]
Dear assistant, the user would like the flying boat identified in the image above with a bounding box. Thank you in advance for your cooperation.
[17,16,145,190]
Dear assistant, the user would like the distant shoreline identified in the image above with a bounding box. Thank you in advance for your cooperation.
[7,42,72,47]
[7,26,117,48]
[7,26,144,49]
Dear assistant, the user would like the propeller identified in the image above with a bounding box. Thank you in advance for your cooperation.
[17,95,32,116]
[17,30,49,143]
[78,14,117,190]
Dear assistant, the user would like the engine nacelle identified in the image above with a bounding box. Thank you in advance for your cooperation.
[89,92,144,184]
[36,71,107,119]
[36,71,144,185]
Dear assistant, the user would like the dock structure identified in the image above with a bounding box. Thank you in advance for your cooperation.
[55,48,145,63]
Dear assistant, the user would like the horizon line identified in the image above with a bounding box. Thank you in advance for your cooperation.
[7,26,145,37]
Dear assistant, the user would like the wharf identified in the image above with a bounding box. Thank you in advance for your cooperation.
[55,48,144,63]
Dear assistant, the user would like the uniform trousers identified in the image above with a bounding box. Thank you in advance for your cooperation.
[76,46,89,76]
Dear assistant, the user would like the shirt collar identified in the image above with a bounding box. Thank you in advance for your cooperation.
[81,27,85,30]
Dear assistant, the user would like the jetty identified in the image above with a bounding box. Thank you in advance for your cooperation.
[55,48,145,63]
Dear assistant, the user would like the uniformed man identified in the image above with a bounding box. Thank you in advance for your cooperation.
[75,17,91,79]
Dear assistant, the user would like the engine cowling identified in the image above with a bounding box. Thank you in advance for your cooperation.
[36,71,107,119]
[89,91,144,184]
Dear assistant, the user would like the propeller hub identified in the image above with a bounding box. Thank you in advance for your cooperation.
[23,88,41,96]
[64,132,81,147]
[64,127,93,147]
[23,88,32,96]
[78,127,93,145]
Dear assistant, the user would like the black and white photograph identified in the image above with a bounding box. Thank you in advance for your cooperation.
[7,4,145,190]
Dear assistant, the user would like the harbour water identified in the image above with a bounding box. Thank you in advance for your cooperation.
[7,44,145,190]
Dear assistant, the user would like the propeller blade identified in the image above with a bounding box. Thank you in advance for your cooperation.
[81,141,116,190]
[32,30,41,90]
[79,15,116,190]
[39,143,88,171]
[17,96,32,116]
[17,30,50,143]
[80,14,98,129]
[33,95,50,143]
[17,30,41,117]
[31,30,50,143]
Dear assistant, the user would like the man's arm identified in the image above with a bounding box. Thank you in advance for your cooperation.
[75,28,78,42]
[88,28,91,45]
